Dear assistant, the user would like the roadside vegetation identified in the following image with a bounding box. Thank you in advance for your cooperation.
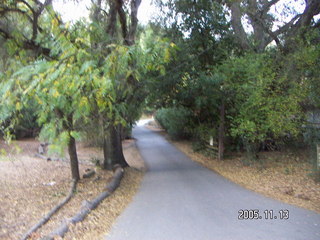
[0,0,319,238]
[148,121,320,213]
[148,0,320,213]
[148,0,320,193]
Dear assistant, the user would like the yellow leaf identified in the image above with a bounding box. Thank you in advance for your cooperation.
[80,96,88,107]
[53,90,60,98]
[35,96,43,105]
[0,149,7,156]
[164,48,171,63]
[4,90,10,98]
[51,18,58,27]
[16,102,22,111]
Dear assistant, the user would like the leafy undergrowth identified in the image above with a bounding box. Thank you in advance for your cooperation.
[0,139,144,240]
[147,122,320,214]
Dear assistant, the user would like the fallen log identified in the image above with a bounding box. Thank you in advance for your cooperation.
[83,169,96,178]
[42,166,124,240]
[20,179,77,240]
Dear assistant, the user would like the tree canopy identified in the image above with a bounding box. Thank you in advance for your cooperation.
[0,0,319,179]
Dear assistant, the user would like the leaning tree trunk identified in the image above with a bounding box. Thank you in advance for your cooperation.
[68,134,80,181]
[55,109,80,181]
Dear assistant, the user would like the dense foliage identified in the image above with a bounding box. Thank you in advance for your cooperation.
[149,0,320,162]
[0,0,172,179]
[0,0,319,179]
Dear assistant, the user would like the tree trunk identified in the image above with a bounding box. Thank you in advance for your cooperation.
[115,124,128,167]
[101,0,141,170]
[103,127,114,170]
[228,0,251,51]
[103,125,128,170]
[68,134,80,181]
[55,109,80,181]
[218,101,225,161]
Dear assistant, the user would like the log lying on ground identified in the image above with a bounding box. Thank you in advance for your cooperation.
[83,169,96,178]
[42,166,124,240]
[20,180,77,240]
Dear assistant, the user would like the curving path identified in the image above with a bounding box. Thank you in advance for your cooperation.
[106,125,320,240]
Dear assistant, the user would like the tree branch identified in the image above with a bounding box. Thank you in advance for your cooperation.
[116,0,128,43]
[17,0,35,14]
[0,27,52,58]
[227,0,251,51]
[0,7,34,24]
[261,0,280,13]
[106,0,117,38]
[273,14,301,36]
[127,0,141,46]
[292,0,320,30]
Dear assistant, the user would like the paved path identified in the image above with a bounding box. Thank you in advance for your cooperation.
[107,125,320,240]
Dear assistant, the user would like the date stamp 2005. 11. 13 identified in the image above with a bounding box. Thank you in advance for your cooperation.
[238,209,289,220]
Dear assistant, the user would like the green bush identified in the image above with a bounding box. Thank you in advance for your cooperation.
[1,100,40,139]
[155,107,194,139]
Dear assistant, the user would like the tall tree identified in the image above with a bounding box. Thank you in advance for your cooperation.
[151,0,232,158]
[88,0,142,170]
[226,0,320,52]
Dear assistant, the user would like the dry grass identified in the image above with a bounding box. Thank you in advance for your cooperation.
[147,121,320,214]
[0,138,144,240]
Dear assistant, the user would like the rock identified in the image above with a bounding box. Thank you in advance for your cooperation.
[283,187,294,196]
[296,193,310,201]
[38,142,49,155]
[83,169,95,178]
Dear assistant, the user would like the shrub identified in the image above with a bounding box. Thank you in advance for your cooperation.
[1,100,40,139]
[155,107,194,139]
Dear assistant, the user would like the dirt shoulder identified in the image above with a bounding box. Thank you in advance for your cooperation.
[146,121,320,214]
[0,138,145,240]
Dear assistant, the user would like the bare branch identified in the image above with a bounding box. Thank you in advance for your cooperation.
[273,14,301,36]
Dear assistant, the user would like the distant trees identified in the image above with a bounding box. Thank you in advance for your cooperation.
[150,0,320,159]
[1,0,318,177]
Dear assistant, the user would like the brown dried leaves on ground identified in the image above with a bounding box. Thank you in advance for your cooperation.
[0,139,144,240]
[147,122,320,214]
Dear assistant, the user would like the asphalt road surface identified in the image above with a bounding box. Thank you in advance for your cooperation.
[106,125,320,240]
